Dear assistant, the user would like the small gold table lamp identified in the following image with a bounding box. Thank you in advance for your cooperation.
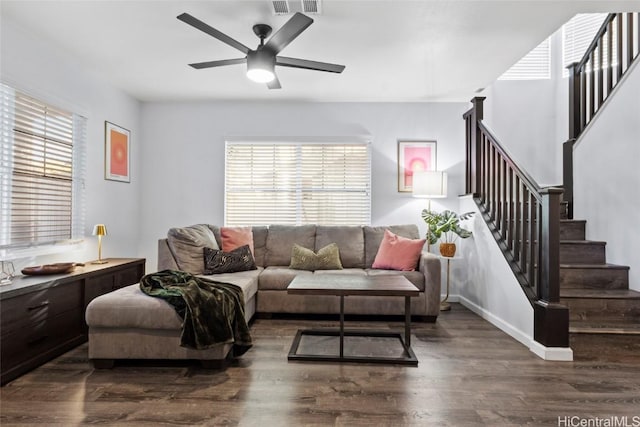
[92,224,108,264]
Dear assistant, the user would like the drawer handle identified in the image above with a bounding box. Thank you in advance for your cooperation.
[27,301,50,311]
[27,335,48,346]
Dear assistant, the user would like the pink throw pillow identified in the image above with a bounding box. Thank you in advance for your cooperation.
[372,229,425,271]
[220,226,254,257]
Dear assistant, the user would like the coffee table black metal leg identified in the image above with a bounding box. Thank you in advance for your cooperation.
[340,296,344,357]
[405,296,411,347]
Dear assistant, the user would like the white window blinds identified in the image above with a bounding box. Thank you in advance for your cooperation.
[225,141,371,226]
[499,37,551,80]
[0,83,86,249]
[563,13,610,75]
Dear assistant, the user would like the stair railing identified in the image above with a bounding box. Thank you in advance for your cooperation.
[465,97,569,348]
[565,13,639,218]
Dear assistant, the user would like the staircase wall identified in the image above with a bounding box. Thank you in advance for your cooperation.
[454,195,535,349]
[573,61,640,292]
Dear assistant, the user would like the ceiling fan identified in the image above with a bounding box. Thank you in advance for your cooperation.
[177,12,345,89]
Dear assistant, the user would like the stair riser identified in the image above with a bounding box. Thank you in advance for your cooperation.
[560,243,606,264]
[562,297,640,324]
[560,268,629,290]
[559,222,586,240]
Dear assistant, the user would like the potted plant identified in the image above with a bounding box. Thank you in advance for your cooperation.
[421,209,475,257]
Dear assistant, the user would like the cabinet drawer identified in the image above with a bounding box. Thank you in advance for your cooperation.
[1,308,83,372]
[0,281,82,334]
[115,266,143,290]
[84,274,115,305]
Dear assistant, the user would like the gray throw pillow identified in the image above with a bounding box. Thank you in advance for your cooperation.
[167,224,219,274]
[203,245,257,275]
[289,243,343,271]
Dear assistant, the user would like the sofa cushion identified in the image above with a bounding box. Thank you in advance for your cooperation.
[364,224,420,268]
[372,229,425,271]
[259,266,313,291]
[251,226,268,268]
[203,245,257,275]
[315,226,365,269]
[366,269,425,291]
[265,225,316,266]
[86,270,261,330]
[167,224,218,274]
[200,268,261,303]
[221,226,255,256]
[290,243,343,271]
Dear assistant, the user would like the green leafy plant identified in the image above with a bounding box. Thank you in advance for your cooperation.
[421,209,475,245]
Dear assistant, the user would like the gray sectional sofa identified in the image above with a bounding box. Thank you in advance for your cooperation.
[86,224,441,366]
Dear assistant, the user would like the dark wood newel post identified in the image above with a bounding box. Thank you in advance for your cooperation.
[469,97,485,197]
[534,188,569,347]
[564,62,580,219]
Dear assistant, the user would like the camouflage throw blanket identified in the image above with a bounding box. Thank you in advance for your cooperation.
[139,270,252,356]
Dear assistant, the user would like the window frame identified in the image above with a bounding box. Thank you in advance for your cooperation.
[0,83,87,257]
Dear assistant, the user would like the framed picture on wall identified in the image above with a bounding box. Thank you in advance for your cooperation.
[105,121,130,183]
[397,140,437,192]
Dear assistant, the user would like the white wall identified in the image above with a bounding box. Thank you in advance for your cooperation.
[574,63,640,291]
[139,101,468,270]
[1,18,142,270]
[455,196,534,346]
[482,78,562,186]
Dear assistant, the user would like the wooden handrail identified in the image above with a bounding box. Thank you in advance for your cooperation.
[465,97,568,348]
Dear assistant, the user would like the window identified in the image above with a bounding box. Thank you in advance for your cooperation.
[225,140,371,226]
[562,13,610,76]
[0,84,86,251]
[499,37,551,80]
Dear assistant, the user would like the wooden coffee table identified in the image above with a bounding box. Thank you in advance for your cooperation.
[286,274,419,365]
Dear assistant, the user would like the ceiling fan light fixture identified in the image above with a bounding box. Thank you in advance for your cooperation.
[246,50,276,83]
[247,68,275,83]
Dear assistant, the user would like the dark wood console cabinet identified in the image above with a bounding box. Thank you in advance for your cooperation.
[0,258,145,385]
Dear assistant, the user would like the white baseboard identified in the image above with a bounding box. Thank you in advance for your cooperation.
[529,341,574,361]
[454,295,573,361]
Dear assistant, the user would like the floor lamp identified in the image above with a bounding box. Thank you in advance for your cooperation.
[412,171,448,252]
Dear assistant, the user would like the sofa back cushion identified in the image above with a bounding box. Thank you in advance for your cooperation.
[315,225,365,269]
[251,226,268,267]
[265,225,316,266]
[167,224,218,274]
[363,224,420,268]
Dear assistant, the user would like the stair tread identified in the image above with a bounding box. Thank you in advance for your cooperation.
[560,240,606,245]
[561,289,640,299]
[570,323,640,335]
[560,263,630,270]
[560,219,586,223]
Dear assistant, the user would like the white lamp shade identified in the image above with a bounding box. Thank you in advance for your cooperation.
[412,171,448,198]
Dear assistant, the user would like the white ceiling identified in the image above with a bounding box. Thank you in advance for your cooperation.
[2,0,639,102]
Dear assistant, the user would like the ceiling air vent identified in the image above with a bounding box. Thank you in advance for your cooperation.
[302,0,321,14]
[270,0,321,15]
[271,1,290,15]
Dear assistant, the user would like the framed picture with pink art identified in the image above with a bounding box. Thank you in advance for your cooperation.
[397,140,437,193]
[104,121,130,183]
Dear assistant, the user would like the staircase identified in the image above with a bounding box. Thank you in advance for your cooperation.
[559,219,640,335]
[463,12,639,350]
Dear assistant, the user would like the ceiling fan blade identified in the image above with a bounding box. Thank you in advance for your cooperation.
[276,56,345,73]
[177,13,250,54]
[264,12,313,54]
[189,58,247,69]
[267,75,282,90]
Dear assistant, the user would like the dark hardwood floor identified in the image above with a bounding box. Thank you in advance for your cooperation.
[1,304,639,426]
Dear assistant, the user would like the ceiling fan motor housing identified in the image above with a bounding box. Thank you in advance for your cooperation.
[247,49,276,81]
